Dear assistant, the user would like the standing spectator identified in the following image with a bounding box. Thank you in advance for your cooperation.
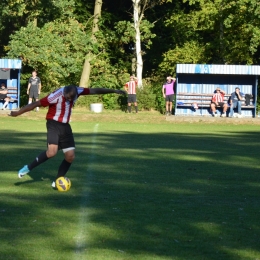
[211,87,228,117]
[229,87,243,118]
[27,70,41,111]
[162,76,176,116]
[124,75,138,113]
[0,82,10,110]
[9,85,126,188]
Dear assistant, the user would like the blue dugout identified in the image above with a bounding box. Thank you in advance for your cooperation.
[0,59,22,110]
[175,64,260,117]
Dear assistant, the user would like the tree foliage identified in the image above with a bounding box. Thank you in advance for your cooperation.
[0,0,259,110]
[7,18,94,91]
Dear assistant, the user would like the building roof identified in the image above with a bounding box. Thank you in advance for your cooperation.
[177,64,260,75]
[0,59,22,69]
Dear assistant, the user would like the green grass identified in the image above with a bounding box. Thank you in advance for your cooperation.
[1,110,260,260]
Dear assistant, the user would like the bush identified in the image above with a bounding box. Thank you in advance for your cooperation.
[136,85,156,111]
[152,83,166,114]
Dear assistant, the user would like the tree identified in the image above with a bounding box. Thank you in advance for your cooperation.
[79,0,102,87]
[160,0,260,67]
[0,0,76,56]
[7,19,95,91]
[132,0,172,87]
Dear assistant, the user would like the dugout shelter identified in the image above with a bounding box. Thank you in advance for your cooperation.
[0,58,22,110]
[175,64,260,117]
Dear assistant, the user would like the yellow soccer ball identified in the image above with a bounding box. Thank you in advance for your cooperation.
[55,177,71,192]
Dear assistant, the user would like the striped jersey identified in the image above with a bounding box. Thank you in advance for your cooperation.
[40,87,90,123]
[125,80,138,94]
[212,92,225,103]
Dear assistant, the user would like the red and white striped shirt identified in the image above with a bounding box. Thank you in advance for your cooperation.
[40,87,90,123]
[212,92,224,103]
[125,80,138,94]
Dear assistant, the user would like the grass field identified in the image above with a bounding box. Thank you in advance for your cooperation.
[1,109,260,260]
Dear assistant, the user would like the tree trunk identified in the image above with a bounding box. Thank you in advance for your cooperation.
[93,0,102,35]
[133,0,144,87]
[79,0,102,87]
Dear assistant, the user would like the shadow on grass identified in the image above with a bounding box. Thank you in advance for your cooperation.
[1,128,260,259]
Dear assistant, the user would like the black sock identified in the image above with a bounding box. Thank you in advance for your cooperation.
[128,106,131,113]
[56,159,72,179]
[135,106,138,112]
[28,151,49,171]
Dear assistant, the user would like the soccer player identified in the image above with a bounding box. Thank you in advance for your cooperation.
[10,85,126,188]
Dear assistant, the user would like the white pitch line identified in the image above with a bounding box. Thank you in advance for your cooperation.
[74,124,99,258]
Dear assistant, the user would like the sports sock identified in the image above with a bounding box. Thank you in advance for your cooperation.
[3,101,8,108]
[28,151,49,171]
[56,159,72,179]
[128,106,131,113]
[135,106,138,113]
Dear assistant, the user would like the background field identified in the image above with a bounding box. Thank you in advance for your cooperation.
[1,109,260,260]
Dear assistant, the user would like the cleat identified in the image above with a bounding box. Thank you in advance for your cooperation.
[52,181,58,190]
[18,165,30,178]
[221,114,226,117]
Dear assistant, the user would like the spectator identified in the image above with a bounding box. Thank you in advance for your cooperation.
[211,87,228,117]
[27,70,41,111]
[162,76,176,116]
[124,75,138,113]
[229,87,243,118]
[0,82,10,110]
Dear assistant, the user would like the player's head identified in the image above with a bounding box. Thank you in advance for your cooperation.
[32,70,37,77]
[166,76,172,82]
[64,85,78,101]
[1,82,5,89]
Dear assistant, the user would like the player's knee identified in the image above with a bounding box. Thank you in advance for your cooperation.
[65,153,75,163]
[46,150,57,158]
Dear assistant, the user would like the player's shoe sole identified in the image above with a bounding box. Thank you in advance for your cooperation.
[18,165,30,178]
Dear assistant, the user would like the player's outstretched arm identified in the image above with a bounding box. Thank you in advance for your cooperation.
[89,88,126,95]
[9,101,42,117]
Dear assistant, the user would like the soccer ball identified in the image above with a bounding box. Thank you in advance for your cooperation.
[55,177,71,192]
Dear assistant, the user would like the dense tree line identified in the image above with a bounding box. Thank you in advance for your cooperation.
[0,0,259,109]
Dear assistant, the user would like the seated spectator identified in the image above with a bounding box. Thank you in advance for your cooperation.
[229,87,243,118]
[210,87,228,117]
[0,83,10,110]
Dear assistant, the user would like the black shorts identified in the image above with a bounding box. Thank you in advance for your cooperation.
[0,94,7,100]
[165,94,174,102]
[127,94,137,103]
[46,120,75,150]
[212,102,225,107]
[29,87,39,99]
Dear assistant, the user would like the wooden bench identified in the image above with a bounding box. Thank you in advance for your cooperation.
[176,92,254,108]
[175,92,256,117]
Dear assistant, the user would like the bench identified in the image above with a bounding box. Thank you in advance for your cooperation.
[176,92,255,117]
[0,87,18,110]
